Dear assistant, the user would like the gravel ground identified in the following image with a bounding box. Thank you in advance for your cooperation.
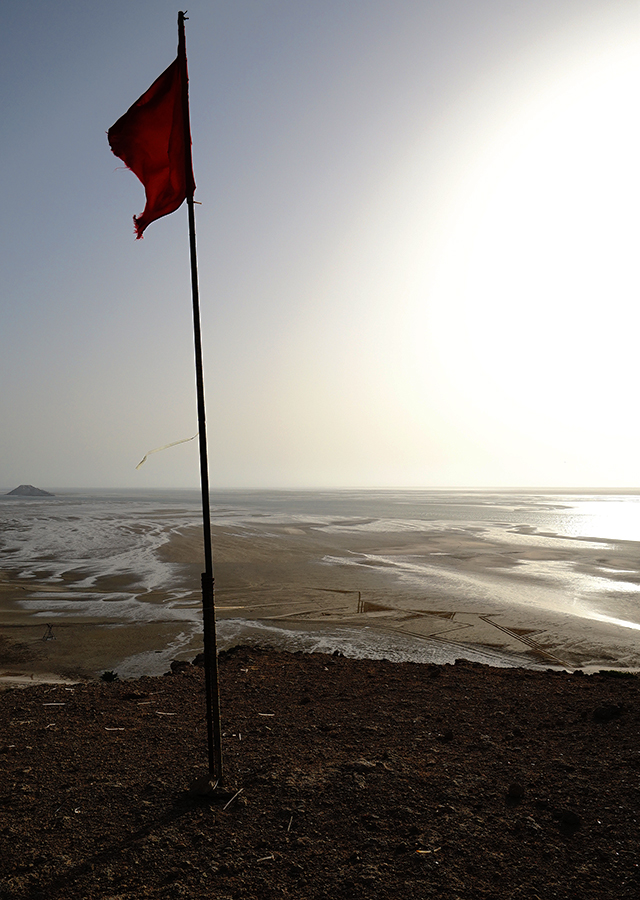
[1,646,639,899]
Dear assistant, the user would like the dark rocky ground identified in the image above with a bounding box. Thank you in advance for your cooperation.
[1,646,639,899]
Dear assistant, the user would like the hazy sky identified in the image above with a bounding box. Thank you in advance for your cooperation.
[1,0,637,490]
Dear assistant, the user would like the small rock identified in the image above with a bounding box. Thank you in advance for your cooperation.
[593,704,623,723]
[506,783,525,805]
[349,758,377,773]
[556,809,582,835]
[170,660,192,674]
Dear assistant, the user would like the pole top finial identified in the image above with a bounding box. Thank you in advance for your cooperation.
[178,11,188,44]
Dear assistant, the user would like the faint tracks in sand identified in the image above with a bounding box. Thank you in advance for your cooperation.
[477,615,570,668]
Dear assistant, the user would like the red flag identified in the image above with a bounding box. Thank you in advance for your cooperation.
[108,38,195,238]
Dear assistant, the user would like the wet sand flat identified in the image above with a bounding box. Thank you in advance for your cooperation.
[203,520,640,671]
[2,513,640,683]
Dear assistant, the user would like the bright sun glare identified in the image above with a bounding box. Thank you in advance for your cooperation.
[434,47,639,428]
[401,36,639,482]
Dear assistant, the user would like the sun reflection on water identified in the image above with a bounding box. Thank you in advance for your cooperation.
[562,498,640,543]
[582,611,640,633]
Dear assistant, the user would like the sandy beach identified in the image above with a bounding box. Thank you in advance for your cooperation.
[2,494,640,683]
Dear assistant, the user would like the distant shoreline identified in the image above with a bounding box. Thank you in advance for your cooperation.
[4,485,640,496]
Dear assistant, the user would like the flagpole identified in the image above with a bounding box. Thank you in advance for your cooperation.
[178,10,223,783]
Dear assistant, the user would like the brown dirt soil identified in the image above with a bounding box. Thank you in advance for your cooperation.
[1,647,639,899]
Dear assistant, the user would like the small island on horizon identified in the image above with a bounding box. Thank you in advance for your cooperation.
[5,484,55,497]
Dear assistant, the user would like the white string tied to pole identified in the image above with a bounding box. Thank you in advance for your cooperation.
[136,433,198,469]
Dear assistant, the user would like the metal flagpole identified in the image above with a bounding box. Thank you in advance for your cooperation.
[178,10,223,782]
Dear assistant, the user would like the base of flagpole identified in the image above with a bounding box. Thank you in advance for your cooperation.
[188,775,242,805]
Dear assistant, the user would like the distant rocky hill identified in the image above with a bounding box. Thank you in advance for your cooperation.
[5,484,55,497]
